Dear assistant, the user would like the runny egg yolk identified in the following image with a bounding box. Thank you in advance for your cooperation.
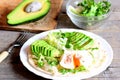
[73,54,81,67]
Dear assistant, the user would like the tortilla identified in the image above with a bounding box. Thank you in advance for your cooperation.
[27,47,52,75]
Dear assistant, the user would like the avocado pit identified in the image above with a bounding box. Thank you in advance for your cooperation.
[25,1,42,13]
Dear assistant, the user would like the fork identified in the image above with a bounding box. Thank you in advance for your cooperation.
[0,31,31,63]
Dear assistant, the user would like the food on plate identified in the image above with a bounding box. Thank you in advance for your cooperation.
[69,0,111,17]
[7,0,51,25]
[31,40,61,57]
[27,31,107,75]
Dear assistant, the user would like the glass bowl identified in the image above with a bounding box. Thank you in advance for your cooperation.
[66,0,111,30]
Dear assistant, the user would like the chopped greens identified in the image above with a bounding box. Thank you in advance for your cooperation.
[72,0,111,17]
[59,66,86,74]
[37,54,45,67]
[45,57,59,66]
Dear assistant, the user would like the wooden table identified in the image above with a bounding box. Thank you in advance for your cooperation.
[0,0,120,80]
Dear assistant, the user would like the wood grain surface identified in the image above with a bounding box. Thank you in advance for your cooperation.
[0,0,63,32]
[0,0,120,80]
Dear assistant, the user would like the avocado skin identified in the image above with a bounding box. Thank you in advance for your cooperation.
[7,0,51,25]
[7,13,48,26]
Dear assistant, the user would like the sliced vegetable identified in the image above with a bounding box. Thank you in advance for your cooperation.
[68,32,94,50]
[31,40,61,57]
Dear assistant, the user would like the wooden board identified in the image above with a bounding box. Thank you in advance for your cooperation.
[0,0,63,32]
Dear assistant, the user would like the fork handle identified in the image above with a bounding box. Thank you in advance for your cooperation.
[0,51,9,63]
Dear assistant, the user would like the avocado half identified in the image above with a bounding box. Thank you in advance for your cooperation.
[7,0,51,25]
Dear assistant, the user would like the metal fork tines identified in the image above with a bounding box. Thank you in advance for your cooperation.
[8,32,30,53]
[0,31,32,63]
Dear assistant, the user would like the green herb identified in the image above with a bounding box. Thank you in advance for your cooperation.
[37,54,45,67]
[37,61,44,67]
[45,57,59,66]
[76,0,111,17]
[78,0,111,16]
[59,66,86,74]
[59,68,69,74]
[90,47,99,51]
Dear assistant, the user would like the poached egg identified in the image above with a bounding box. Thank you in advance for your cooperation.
[60,50,94,69]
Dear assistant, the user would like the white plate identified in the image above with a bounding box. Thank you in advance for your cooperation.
[20,29,113,80]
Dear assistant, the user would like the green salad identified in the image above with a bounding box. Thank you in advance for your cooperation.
[69,0,111,17]
[29,31,101,75]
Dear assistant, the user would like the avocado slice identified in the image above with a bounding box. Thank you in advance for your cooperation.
[7,0,51,25]
[31,40,61,57]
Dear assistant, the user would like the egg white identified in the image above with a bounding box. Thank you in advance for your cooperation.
[60,50,94,69]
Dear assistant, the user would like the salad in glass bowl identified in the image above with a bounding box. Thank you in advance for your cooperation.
[66,0,111,29]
